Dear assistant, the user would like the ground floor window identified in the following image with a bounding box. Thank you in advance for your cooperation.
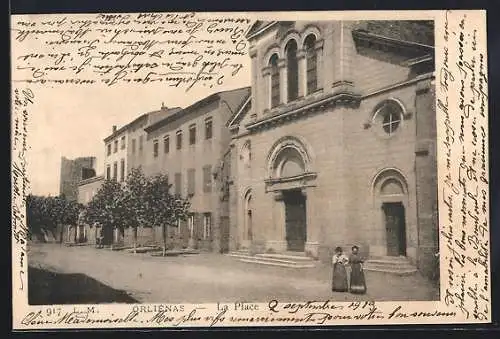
[203,213,212,240]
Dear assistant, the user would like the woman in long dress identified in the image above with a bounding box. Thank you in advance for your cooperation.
[349,245,367,294]
[331,246,349,292]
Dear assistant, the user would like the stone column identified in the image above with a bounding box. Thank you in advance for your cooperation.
[268,191,287,252]
[303,188,319,258]
[278,58,287,105]
[315,39,325,91]
[249,46,258,114]
[261,66,271,111]
[297,49,307,98]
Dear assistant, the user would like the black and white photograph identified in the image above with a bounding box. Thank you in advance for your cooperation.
[11,10,490,328]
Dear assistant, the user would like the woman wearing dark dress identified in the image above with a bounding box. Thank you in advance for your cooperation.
[331,246,349,292]
[349,245,367,294]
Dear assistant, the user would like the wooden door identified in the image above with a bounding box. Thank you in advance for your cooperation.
[284,190,307,252]
[383,202,407,256]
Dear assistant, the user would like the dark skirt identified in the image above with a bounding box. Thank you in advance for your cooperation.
[349,263,367,294]
[332,263,348,292]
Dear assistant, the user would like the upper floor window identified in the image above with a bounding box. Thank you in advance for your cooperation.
[205,117,213,140]
[187,168,195,196]
[153,139,159,158]
[304,34,318,95]
[131,138,136,154]
[164,135,170,154]
[372,100,405,136]
[139,135,144,153]
[120,158,125,182]
[269,54,280,108]
[107,144,111,156]
[189,124,196,145]
[286,39,299,101]
[203,165,212,193]
[120,136,126,150]
[113,162,118,181]
[114,140,118,153]
[176,130,183,150]
[174,172,182,195]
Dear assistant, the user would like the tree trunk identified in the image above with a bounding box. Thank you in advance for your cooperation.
[133,227,138,253]
[162,224,166,257]
[59,224,64,244]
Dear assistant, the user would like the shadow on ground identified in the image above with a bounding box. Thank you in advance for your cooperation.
[28,266,138,305]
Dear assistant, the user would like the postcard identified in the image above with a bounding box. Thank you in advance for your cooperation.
[11,10,490,329]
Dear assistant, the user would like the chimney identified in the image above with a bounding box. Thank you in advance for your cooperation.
[112,125,117,133]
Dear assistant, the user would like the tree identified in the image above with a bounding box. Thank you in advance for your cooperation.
[123,167,148,253]
[26,194,82,243]
[83,180,131,247]
[143,174,191,256]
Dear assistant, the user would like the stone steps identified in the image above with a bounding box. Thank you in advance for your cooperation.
[364,256,417,276]
[226,251,316,269]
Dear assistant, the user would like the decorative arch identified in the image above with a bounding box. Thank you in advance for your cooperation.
[280,31,301,56]
[371,167,409,197]
[267,135,313,179]
[263,44,281,65]
[300,25,322,46]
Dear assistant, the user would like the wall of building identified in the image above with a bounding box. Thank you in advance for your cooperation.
[59,156,96,201]
[233,20,436,275]
[77,176,104,206]
[104,129,128,182]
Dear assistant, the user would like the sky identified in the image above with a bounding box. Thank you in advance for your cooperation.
[23,75,251,196]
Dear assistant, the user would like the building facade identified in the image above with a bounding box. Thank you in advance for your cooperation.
[59,156,96,201]
[143,87,251,252]
[227,20,437,278]
[75,175,105,244]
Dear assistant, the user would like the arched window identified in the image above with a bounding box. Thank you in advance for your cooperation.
[304,34,318,94]
[273,147,305,178]
[285,40,299,101]
[269,54,280,108]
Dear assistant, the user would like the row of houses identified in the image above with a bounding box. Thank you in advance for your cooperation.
[62,20,439,280]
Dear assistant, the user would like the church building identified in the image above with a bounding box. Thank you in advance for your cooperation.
[226,20,438,279]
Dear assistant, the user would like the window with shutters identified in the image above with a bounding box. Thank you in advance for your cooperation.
[106,165,111,180]
[176,130,182,150]
[164,135,170,154]
[139,135,144,153]
[114,140,118,153]
[153,139,159,158]
[187,168,195,196]
[113,162,118,181]
[107,144,111,156]
[203,165,212,193]
[131,139,136,154]
[205,117,213,140]
[121,136,126,149]
[174,173,181,195]
[189,124,196,145]
[120,158,125,182]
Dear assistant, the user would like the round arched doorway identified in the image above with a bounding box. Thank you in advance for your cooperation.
[372,169,409,257]
[265,136,317,253]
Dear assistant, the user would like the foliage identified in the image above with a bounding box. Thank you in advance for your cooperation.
[82,179,132,232]
[143,173,191,253]
[26,194,82,240]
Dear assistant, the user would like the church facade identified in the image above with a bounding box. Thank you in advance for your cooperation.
[226,20,438,278]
